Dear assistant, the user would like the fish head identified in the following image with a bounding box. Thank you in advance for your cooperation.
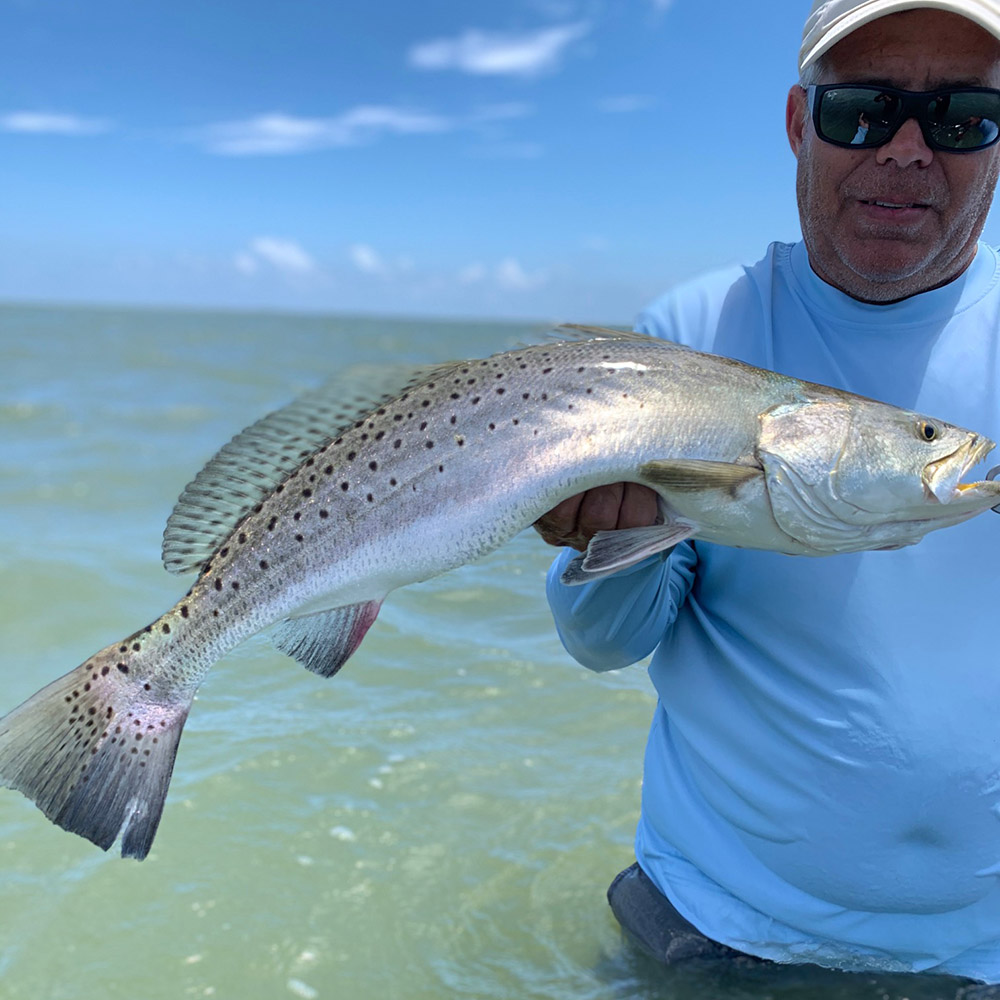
[833,401,997,516]
[758,396,1000,552]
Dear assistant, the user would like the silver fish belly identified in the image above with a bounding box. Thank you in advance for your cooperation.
[1,326,998,858]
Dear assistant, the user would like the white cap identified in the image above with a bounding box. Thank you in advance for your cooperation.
[799,0,1000,73]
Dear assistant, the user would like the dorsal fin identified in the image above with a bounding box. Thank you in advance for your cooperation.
[161,361,452,575]
[554,324,690,349]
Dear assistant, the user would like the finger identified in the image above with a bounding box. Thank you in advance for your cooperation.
[617,483,660,530]
[533,492,585,547]
[577,483,625,541]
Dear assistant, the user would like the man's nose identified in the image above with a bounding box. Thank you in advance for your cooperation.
[875,117,934,168]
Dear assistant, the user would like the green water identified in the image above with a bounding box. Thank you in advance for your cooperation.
[0,304,973,1000]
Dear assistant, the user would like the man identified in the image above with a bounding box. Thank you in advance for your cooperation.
[537,0,1000,992]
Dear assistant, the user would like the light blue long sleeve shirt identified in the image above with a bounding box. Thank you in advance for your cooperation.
[547,241,1000,981]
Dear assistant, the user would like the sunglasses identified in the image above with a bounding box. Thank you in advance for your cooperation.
[807,83,1000,152]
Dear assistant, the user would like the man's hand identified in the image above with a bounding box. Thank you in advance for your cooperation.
[534,483,659,551]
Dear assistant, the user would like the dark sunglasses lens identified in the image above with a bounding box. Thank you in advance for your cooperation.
[924,91,1000,149]
[817,87,899,146]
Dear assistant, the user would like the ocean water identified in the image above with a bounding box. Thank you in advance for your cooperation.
[0,303,972,1000]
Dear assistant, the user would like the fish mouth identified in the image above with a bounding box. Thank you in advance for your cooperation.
[923,434,995,503]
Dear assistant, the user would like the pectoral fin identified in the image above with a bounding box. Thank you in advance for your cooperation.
[639,458,763,496]
[559,521,696,586]
[272,600,382,678]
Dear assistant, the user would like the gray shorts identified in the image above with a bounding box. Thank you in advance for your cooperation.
[606,862,1000,999]
[606,861,757,965]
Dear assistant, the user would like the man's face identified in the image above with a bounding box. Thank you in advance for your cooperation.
[787,10,1000,302]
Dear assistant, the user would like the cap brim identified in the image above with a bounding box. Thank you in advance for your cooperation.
[800,0,1000,72]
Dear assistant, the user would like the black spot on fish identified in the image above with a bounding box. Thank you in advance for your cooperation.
[319,509,329,518]
[419,421,427,431]
[347,452,356,461]
[119,645,127,654]
[181,606,189,618]
[366,494,374,502]
[449,415,457,425]
[294,512,302,521]
[426,441,434,449]
[369,461,378,471]
[220,547,229,557]
[162,623,170,634]
[231,581,239,590]
[295,534,304,542]
[260,560,269,569]
[456,438,465,446]
[268,516,278,530]
[522,393,530,400]
[390,478,397,486]
[450,393,460,400]
[276,484,284,493]
[542,367,552,374]
[471,396,480,405]
[215,578,223,591]
[375,431,385,441]
[324,465,333,475]
[117,664,129,674]
[306,458,315,467]
[101,665,110,676]
[394,440,402,449]
[341,482,350,491]
[302,489,312,498]
[496,388,505,395]
[489,423,495,430]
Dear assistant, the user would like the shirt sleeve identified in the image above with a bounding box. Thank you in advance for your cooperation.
[545,542,698,672]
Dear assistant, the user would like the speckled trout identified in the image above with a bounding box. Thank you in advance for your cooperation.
[2,326,999,859]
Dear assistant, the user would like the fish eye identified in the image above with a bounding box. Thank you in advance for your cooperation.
[918,420,938,442]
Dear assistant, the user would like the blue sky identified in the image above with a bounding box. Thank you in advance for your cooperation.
[5,0,996,322]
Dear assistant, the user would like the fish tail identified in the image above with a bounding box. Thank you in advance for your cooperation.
[0,641,191,860]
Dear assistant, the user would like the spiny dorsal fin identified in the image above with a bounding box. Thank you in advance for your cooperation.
[161,361,455,575]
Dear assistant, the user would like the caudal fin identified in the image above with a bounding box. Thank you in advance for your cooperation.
[0,645,190,859]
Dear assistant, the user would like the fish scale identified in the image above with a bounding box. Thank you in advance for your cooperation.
[2,325,999,859]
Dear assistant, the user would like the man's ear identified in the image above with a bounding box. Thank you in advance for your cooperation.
[787,85,808,155]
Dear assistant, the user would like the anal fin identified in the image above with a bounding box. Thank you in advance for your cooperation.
[272,601,382,678]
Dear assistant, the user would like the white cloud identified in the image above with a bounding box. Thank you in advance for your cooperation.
[467,102,535,123]
[458,262,487,285]
[201,106,452,156]
[496,257,547,290]
[596,94,656,114]
[408,22,589,77]
[349,243,388,276]
[0,111,112,135]
[235,237,316,275]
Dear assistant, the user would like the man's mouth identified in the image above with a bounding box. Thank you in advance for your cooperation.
[860,199,929,209]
